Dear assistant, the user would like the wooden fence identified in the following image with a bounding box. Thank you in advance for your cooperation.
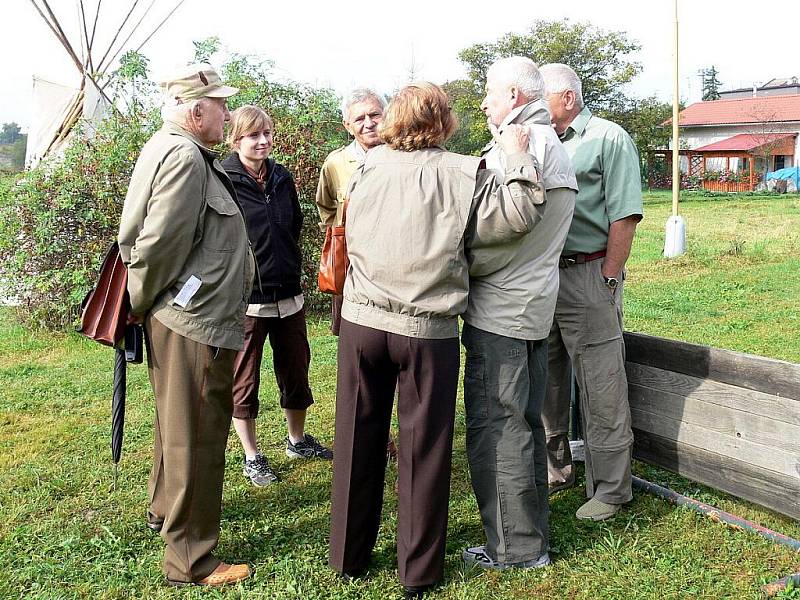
[625,332,800,520]
[702,180,754,193]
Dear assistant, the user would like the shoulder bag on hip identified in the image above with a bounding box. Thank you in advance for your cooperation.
[78,242,131,347]
[318,201,349,295]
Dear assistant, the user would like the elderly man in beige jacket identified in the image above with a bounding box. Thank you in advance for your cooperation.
[315,87,386,335]
[118,64,254,587]
[461,56,577,571]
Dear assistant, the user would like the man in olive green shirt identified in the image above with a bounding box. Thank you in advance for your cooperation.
[539,63,643,521]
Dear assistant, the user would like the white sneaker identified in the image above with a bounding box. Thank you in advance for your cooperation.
[462,545,551,570]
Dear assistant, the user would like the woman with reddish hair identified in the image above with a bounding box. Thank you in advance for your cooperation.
[328,82,547,597]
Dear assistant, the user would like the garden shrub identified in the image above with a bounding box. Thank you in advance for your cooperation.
[0,49,349,331]
[0,62,159,330]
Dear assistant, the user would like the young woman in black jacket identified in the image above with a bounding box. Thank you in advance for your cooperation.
[222,105,332,487]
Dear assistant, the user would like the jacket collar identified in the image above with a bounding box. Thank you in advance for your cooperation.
[346,139,369,164]
[161,120,219,158]
[480,99,552,154]
[222,152,287,189]
[563,106,592,140]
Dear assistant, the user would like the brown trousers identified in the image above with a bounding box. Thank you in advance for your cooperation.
[329,320,459,588]
[145,315,235,582]
[541,259,633,504]
[231,310,314,419]
[331,293,344,336]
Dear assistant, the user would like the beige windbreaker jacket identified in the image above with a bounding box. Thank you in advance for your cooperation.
[118,122,254,350]
[464,100,578,340]
[341,144,546,339]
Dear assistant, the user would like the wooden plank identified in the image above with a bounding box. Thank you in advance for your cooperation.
[630,407,799,479]
[626,362,800,427]
[624,332,800,401]
[633,429,800,520]
[628,383,800,455]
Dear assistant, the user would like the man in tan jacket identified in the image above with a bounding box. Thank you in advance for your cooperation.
[315,88,386,334]
[118,64,254,587]
[461,57,577,571]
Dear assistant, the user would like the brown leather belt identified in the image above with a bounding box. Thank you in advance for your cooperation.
[558,250,606,269]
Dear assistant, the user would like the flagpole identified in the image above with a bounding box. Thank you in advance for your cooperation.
[672,0,680,218]
[664,0,686,257]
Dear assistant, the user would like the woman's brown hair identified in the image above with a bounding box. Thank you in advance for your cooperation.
[379,82,457,151]
[226,105,274,149]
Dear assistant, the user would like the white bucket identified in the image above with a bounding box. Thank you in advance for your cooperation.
[664,215,686,258]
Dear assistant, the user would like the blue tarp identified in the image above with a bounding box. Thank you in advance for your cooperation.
[766,167,800,189]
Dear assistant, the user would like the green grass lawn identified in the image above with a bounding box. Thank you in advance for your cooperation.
[1,192,799,599]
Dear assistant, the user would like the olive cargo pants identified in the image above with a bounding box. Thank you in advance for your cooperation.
[542,259,633,504]
[462,324,550,564]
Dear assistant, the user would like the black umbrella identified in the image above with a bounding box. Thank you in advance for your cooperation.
[111,324,143,490]
[112,346,126,490]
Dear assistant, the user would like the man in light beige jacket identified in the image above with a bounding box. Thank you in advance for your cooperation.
[461,57,578,572]
[118,64,253,587]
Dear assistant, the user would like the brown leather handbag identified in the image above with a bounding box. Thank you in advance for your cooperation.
[318,202,349,295]
[78,242,131,347]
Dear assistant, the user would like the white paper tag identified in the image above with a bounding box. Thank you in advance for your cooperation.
[173,275,202,308]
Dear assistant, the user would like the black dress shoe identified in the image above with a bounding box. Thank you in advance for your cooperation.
[146,520,163,533]
[340,566,367,581]
[404,584,436,598]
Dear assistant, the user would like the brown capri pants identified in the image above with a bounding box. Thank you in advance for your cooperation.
[231,308,314,419]
[144,315,235,583]
[329,319,459,588]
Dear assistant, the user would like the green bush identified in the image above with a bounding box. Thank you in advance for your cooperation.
[0,78,159,329]
[0,49,349,331]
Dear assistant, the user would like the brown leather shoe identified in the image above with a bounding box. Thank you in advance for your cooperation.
[197,563,252,586]
[168,563,252,587]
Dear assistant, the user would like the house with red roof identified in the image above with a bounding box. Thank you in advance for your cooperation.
[667,94,800,191]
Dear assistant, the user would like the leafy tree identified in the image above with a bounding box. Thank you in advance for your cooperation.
[448,20,643,154]
[459,20,642,109]
[193,36,220,64]
[702,66,722,101]
[0,122,22,145]
[0,41,348,330]
[605,96,676,184]
[441,78,489,156]
[0,57,160,329]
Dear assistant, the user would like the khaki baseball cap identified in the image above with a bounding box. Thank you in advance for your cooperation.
[160,63,239,101]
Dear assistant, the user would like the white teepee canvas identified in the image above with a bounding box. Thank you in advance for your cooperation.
[26,0,184,167]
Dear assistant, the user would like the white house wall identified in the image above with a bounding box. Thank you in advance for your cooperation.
[673,122,800,167]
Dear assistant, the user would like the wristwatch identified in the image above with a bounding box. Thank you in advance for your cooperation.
[603,276,619,290]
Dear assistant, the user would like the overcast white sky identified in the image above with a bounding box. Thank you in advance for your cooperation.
[3,0,799,129]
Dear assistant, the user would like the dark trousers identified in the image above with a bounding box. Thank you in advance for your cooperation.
[331,294,344,336]
[462,324,549,564]
[329,320,459,587]
[144,315,235,582]
[231,309,313,419]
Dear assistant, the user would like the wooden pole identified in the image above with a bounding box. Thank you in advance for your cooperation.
[95,0,142,73]
[671,0,680,216]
